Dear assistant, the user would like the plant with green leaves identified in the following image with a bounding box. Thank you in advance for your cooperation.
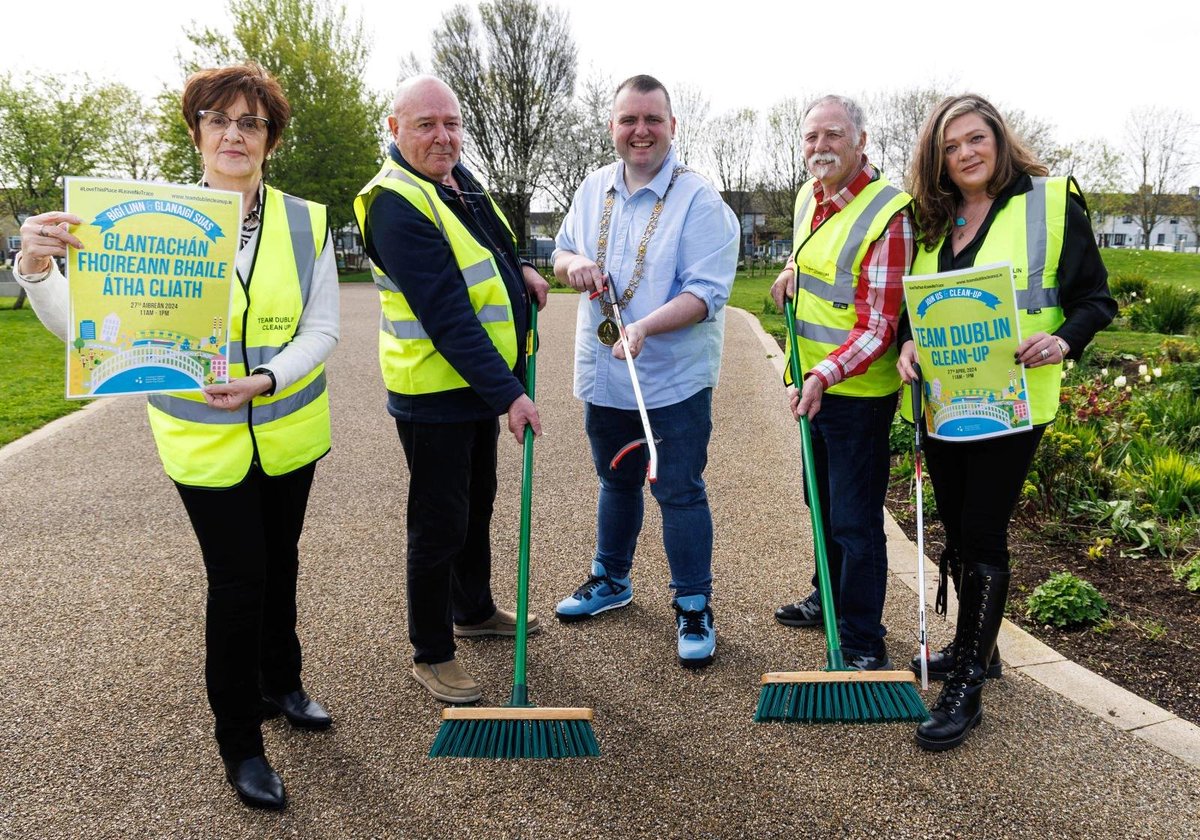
[1026,571,1109,629]
[1126,450,1200,519]
[1129,283,1200,335]
[1172,554,1200,593]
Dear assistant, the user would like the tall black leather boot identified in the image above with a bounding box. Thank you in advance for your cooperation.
[915,562,1010,751]
[911,546,1002,681]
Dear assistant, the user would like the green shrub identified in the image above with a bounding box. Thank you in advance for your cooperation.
[1026,571,1110,628]
[1130,451,1200,518]
[1161,360,1200,395]
[1159,338,1200,363]
[889,415,915,456]
[1139,385,1200,452]
[1172,554,1200,592]
[762,295,780,315]
[1028,426,1104,513]
[1129,284,1200,335]
[1108,271,1150,305]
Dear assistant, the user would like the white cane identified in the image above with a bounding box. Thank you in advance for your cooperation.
[912,364,929,690]
[591,278,659,483]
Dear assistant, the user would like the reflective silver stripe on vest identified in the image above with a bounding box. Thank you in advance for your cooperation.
[148,372,326,425]
[794,184,905,308]
[793,190,815,243]
[149,394,247,425]
[371,260,402,294]
[1017,177,1059,310]
[462,258,497,286]
[227,340,285,368]
[794,319,851,346]
[382,303,509,341]
[282,194,317,306]
[384,168,448,238]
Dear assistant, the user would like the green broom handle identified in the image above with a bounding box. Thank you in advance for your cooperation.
[511,304,537,706]
[784,297,845,670]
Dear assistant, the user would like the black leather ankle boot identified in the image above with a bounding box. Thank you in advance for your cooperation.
[915,563,1010,751]
[911,548,1002,681]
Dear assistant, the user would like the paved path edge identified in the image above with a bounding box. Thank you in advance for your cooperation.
[732,304,1200,771]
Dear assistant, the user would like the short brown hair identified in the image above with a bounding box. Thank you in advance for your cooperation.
[909,93,1048,249]
[613,74,672,116]
[181,62,291,155]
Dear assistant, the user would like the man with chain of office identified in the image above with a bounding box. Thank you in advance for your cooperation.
[551,74,739,668]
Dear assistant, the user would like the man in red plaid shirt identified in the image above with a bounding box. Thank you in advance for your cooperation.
[770,94,913,670]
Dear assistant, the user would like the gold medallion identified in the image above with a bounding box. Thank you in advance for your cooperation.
[597,319,619,346]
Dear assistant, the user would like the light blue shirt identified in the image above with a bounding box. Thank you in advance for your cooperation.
[554,147,739,410]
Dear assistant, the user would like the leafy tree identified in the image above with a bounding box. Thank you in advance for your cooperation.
[0,74,120,219]
[671,82,712,171]
[758,96,811,236]
[164,0,385,230]
[97,85,161,181]
[708,108,758,261]
[431,0,576,245]
[542,73,615,214]
[1123,106,1193,249]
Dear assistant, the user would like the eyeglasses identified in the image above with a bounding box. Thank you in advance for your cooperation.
[197,110,270,136]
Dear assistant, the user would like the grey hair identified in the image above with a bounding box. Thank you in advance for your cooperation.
[802,94,866,137]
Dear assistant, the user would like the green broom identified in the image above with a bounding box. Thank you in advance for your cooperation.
[755,297,928,724]
[430,304,599,758]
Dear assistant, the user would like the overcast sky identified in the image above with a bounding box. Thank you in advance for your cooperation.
[7,0,1198,149]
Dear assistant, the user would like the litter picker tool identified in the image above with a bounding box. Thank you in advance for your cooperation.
[755,297,928,724]
[911,365,930,691]
[430,305,599,759]
[590,276,658,482]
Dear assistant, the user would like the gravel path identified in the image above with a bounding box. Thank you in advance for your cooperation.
[2,285,1198,839]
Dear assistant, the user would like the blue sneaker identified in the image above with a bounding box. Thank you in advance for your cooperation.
[674,594,716,669]
[554,560,633,622]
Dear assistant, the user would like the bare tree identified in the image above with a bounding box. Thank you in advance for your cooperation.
[863,85,948,185]
[432,0,576,244]
[1004,107,1070,172]
[542,73,615,213]
[757,97,809,236]
[671,82,711,171]
[1123,106,1193,249]
[1061,138,1126,240]
[709,108,758,261]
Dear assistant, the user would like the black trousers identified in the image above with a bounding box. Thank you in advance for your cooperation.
[175,461,315,762]
[923,426,1046,573]
[395,418,499,664]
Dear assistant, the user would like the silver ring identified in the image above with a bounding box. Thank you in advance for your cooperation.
[1040,348,1049,360]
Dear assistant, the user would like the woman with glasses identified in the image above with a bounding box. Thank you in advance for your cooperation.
[13,63,338,810]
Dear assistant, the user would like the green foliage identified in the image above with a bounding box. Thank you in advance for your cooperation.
[1127,451,1200,518]
[1026,571,1109,628]
[1159,338,1200,364]
[761,295,780,315]
[0,74,134,218]
[1108,271,1150,305]
[1172,554,1200,592]
[1027,426,1107,514]
[1070,498,1166,557]
[169,0,385,230]
[889,415,914,456]
[1128,283,1200,335]
[1139,384,1200,452]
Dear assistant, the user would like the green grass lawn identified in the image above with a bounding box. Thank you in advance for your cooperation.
[0,300,84,446]
[1100,249,1200,286]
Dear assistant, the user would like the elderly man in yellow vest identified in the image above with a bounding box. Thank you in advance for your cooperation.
[353,76,549,704]
[770,94,913,670]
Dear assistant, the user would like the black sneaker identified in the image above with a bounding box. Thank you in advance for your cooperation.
[846,651,893,671]
[774,590,822,627]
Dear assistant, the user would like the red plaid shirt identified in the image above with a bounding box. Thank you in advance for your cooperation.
[792,157,912,389]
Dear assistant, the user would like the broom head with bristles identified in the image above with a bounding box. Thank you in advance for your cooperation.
[430,705,599,759]
[755,670,929,723]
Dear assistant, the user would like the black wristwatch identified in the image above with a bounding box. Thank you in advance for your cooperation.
[252,367,277,396]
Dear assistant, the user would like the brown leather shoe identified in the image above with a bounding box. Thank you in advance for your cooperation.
[454,607,541,638]
[412,659,481,704]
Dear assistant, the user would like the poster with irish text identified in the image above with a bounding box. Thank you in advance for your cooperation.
[63,177,240,398]
[903,262,1032,441]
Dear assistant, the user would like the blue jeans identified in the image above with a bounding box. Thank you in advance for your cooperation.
[806,390,898,659]
[584,388,714,599]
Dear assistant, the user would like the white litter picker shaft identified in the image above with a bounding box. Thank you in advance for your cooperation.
[604,281,658,483]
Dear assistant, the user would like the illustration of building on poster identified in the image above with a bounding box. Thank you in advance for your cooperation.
[63,177,240,398]
[902,262,1032,441]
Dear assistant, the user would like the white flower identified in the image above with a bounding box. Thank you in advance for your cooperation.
[1153,367,1163,377]
[1114,375,1128,387]
[1138,364,1148,376]
[1143,374,1152,383]
[1131,292,1138,298]
[1067,359,1075,370]
[1101,368,1109,377]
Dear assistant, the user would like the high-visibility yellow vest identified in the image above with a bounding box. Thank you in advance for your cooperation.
[906,176,1075,426]
[785,175,912,397]
[147,186,331,487]
[353,158,518,396]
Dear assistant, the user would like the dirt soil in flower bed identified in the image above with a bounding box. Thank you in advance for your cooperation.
[886,481,1200,727]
